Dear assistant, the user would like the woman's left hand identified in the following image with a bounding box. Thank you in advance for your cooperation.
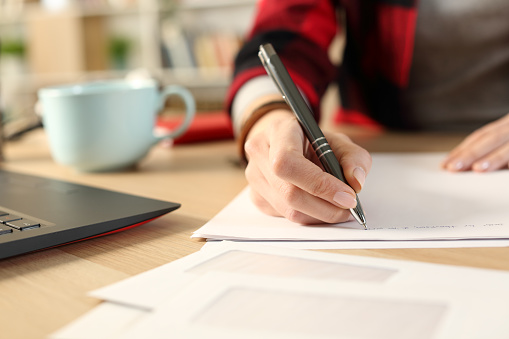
[442,113,509,172]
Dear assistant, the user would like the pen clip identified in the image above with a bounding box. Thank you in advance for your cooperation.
[258,44,323,141]
[258,46,287,102]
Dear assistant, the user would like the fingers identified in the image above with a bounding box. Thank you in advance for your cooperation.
[324,131,372,192]
[247,170,353,225]
[246,168,279,217]
[267,118,357,208]
[470,142,509,172]
[244,112,370,225]
[442,114,509,172]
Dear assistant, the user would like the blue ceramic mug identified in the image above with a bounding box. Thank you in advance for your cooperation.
[38,79,195,172]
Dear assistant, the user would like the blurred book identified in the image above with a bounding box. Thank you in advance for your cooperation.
[157,111,233,144]
[160,20,195,69]
[160,22,243,74]
[193,31,242,73]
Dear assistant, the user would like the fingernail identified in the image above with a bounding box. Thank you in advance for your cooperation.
[353,167,366,189]
[447,160,464,171]
[333,191,357,208]
[473,161,490,172]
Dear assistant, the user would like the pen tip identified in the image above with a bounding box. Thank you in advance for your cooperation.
[363,222,368,230]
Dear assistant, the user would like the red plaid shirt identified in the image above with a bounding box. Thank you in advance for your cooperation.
[226,0,419,129]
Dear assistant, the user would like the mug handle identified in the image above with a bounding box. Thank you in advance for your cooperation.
[156,85,196,140]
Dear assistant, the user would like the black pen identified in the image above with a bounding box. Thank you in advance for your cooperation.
[258,43,367,230]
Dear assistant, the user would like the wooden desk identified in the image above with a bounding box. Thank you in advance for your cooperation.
[1,128,509,339]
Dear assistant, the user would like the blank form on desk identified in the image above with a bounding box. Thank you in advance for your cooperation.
[118,273,509,339]
[193,153,509,247]
[52,242,509,339]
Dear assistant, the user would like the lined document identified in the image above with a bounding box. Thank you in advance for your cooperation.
[193,153,509,244]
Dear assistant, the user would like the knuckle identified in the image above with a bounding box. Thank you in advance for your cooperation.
[244,138,260,158]
[283,208,306,224]
[250,192,264,208]
[244,163,255,180]
[271,152,295,178]
[339,134,353,143]
[249,191,280,217]
[279,183,301,206]
[253,199,275,216]
[308,176,331,197]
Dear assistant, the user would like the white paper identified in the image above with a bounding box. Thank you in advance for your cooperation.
[90,241,509,311]
[120,272,509,339]
[202,239,509,250]
[59,242,509,339]
[193,153,509,242]
[50,302,148,339]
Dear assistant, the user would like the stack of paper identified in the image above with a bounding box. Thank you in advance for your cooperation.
[193,153,509,249]
[52,242,509,338]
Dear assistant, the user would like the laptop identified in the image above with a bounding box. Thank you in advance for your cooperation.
[0,169,180,259]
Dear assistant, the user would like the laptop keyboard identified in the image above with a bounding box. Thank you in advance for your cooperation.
[0,211,43,234]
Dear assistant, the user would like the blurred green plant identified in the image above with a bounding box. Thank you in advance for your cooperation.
[109,36,132,69]
[0,39,26,58]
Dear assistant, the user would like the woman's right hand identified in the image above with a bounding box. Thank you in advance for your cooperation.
[243,109,372,225]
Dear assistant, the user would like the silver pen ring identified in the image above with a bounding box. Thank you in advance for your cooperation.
[318,149,334,159]
[311,137,326,147]
[314,143,330,151]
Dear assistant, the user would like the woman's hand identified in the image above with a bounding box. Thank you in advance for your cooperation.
[442,113,509,172]
[243,109,372,225]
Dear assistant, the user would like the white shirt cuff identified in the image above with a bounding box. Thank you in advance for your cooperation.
[231,76,280,137]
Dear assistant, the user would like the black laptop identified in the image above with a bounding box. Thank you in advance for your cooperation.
[0,169,180,259]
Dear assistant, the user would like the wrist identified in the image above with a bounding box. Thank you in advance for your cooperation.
[246,108,294,141]
[237,100,291,162]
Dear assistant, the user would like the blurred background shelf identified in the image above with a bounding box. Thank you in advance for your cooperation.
[0,0,256,135]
